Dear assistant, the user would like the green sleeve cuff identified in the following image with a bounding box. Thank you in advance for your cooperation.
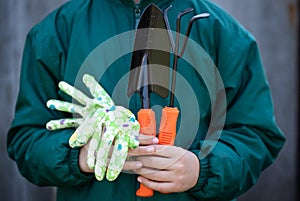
[68,148,94,180]
[189,150,210,192]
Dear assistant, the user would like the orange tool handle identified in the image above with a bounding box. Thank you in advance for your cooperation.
[136,109,156,197]
[157,107,179,195]
[137,109,156,137]
[158,107,179,145]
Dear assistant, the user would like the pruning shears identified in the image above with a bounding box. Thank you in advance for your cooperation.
[127,4,209,197]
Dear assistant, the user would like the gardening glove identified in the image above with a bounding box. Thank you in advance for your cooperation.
[46,73,116,148]
[89,105,140,181]
[46,74,140,181]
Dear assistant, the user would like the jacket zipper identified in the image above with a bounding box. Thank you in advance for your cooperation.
[134,3,142,28]
[133,5,143,201]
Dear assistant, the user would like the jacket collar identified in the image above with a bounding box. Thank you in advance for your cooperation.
[115,0,173,8]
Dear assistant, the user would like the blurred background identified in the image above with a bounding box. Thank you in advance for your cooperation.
[0,0,298,200]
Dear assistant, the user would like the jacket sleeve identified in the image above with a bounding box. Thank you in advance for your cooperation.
[188,10,285,200]
[7,11,93,187]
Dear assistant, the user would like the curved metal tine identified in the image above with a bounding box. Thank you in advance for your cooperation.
[175,8,194,55]
[179,13,210,57]
[163,5,175,53]
[169,8,194,107]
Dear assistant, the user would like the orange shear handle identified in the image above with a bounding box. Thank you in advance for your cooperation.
[157,107,179,195]
[159,107,179,145]
[136,107,179,197]
[136,109,156,197]
[137,109,156,137]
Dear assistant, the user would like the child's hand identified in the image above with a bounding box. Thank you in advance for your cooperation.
[122,135,159,171]
[132,145,200,193]
[79,134,158,173]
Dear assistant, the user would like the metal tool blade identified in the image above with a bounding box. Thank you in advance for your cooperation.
[128,4,171,100]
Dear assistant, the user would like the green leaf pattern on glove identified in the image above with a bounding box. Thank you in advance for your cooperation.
[46,74,140,181]
[47,74,116,147]
[92,106,140,181]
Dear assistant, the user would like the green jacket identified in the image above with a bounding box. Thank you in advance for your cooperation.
[7,0,285,200]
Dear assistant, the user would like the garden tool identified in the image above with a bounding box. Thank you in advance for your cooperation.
[128,3,209,197]
[158,10,210,149]
[128,4,172,197]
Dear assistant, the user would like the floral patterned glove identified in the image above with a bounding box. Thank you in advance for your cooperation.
[46,74,140,181]
[91,105,140,181]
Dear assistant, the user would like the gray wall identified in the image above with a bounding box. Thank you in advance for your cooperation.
[0,0,297,201]
[0,1,67,200]
[211,0,298,200]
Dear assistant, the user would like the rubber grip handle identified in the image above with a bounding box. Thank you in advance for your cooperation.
[137,109,156,137]
[136,109,156,197]
[158,107,179,145]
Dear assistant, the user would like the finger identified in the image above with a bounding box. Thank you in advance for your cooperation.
[137,176,174,193]
[106,134,129,181]
[46,118,82,130]
[86,131,102,169]
[94,125,117,181]
[135,167,172,182]
[123,160,143,171]
[82,74,114,107]
[47,99,84,115]
[128,129,140,148]
[136,156,173,170]
[79,144,94,173]
[113,106,140,148]
[58,81,91,105]
[152,145,186,158]
[128,146,155,156]
[138,134,159,146]
[69,111,98,147]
